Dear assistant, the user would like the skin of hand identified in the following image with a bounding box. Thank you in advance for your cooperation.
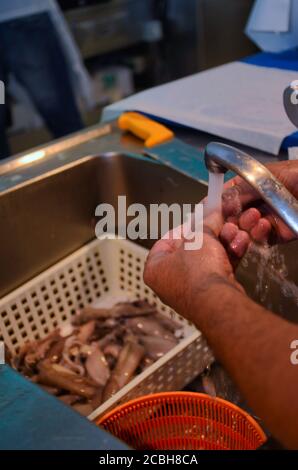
[145,160,298,318]
[144,160,298,448]
[144,211,244,322]
[220,160,298,257]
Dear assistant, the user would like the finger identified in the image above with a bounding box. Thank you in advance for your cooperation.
[239,208,261,232]
[220,222,239,244]
[250,218,271,243]
[224,161,298,209]
[265,214,296,242]
[223,177,259,208]
[204,210,224,237]
[222,186,243,218]
[226,216,239,225]
[229,230,250,258]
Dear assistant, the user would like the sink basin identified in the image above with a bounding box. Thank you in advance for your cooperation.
[1,151,297,323]
[0,152,206,298]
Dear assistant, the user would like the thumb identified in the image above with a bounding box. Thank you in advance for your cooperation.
[204,210,224,237]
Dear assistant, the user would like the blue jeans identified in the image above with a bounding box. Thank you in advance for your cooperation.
[0,12,83,159]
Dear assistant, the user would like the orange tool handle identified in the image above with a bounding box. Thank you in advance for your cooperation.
[118,112,174,148]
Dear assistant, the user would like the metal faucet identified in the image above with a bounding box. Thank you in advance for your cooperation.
[204,142,298,236]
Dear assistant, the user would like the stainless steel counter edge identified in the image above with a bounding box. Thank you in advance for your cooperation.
[0,124,112,177]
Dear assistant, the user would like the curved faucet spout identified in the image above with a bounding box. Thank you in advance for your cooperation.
[204,142,298,236]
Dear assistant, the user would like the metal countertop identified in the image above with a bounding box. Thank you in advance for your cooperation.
[0,120,285,194]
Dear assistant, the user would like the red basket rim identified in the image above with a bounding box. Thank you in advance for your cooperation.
[97,391,267,443]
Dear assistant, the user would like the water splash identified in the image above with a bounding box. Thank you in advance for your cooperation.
[204,172,224,217]
[206,175,298,310]
[243,243,298,308]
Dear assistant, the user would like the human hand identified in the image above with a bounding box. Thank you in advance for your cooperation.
[219,160,298,257]
[144,212,244,322]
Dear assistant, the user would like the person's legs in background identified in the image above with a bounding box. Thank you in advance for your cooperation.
[0,13,83,142]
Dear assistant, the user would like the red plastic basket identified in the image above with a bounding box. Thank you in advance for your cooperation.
[97,392,267,450]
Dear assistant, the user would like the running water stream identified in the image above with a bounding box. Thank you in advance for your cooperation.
[204,172,225,217]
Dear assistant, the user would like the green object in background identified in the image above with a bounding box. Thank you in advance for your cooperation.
[145,138,234,184]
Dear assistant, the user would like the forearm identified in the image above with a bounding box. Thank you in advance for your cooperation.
[191,283,298,449]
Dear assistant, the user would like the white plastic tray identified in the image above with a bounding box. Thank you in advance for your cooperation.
[0,237,214,420]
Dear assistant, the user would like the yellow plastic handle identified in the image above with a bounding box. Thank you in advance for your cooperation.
[118,112,174,147]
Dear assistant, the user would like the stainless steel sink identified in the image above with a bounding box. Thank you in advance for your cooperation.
[0,153,207,299]
[1,150,297,325]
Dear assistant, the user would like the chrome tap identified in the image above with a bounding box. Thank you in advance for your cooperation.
[204,142,298,236]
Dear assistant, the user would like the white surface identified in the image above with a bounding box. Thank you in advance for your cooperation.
[246,0,298,52]
[247,0,291,33]
[103,62,298,155]
[288,146,298,159]
[0,237,213,420]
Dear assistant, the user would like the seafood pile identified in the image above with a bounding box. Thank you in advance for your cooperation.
[13,300,182,416]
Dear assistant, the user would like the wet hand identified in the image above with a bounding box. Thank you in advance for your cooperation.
[220,160,298,257]
[144,212,244,322]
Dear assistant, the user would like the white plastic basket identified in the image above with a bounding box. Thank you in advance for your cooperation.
[0,237,214,420]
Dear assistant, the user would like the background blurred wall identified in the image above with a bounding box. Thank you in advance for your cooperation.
[196,0,257,70]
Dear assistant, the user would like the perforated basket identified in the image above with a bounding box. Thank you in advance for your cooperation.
[0,237,214,419]
[98,392,267,450]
